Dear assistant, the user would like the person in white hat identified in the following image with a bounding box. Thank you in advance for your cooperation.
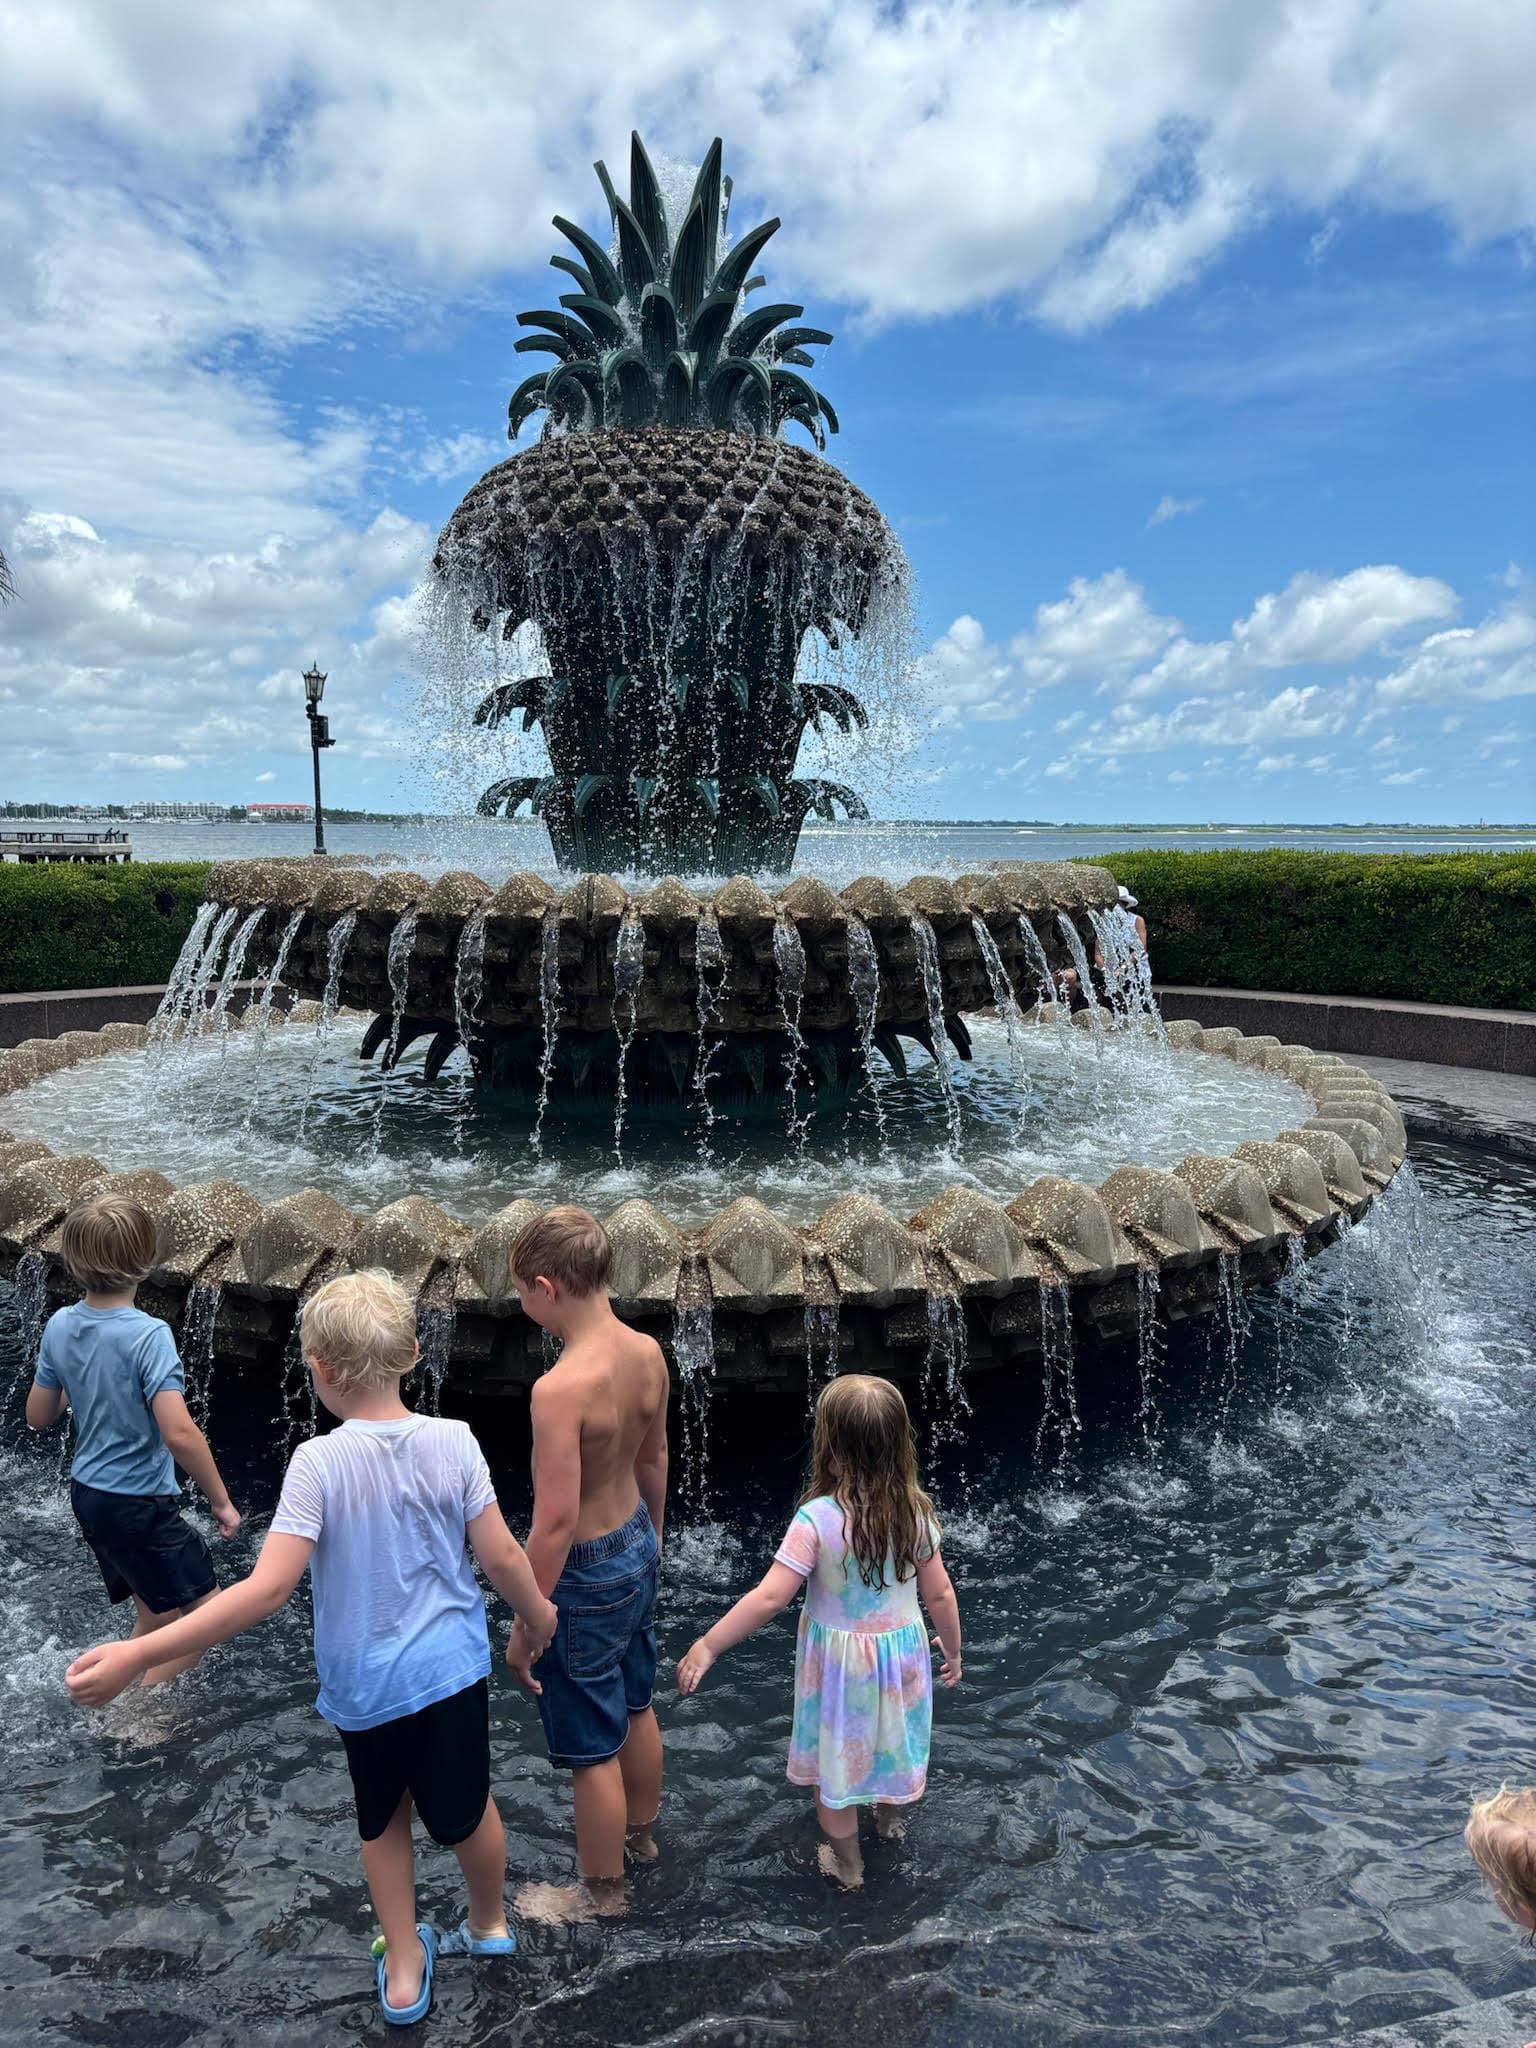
[1057,885,1150,1005]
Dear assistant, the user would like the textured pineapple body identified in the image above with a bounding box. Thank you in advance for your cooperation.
[434,430,904,874]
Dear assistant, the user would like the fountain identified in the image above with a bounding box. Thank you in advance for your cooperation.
[0,135,1409,1409]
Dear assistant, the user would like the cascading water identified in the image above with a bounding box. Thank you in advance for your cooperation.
[370,914,419,1159]
[772,919,811,1149]
[1273,1233,1310,1399]
[416,1307,455,1415]
[1018,915,1071,1048]
[610,914,647,1162]
[1214,1250,1250,1417]
[922,1286,971,1445]
[203,908,266,1051]
[180,1282,222,1427]
[238,909,306,1135]
[1087,906,1165,1041]
[692,916,727,1149]
[845,914,887,1148]
[153,903,238,1080]
[971,916,1030,1119]
[671,1303,717,1517]
[1135,1267,1164,1451]
[7,1253,49,1397]
[148,902,216,1056]
[531,918,561,1157]
[451,911,488,1147]
[1056,913,1105,1051]
[1033,1281,1081,1469]
[910,914,962,1147]
[297,911,357,1144]
[803,1300,841,1414]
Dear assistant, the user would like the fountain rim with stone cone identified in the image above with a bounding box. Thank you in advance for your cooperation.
[0,134,1410,1418]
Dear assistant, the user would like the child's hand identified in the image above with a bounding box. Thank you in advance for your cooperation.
[932,1634,962,1688]
[505,1619,543,1696]
[676,1638,715,1695]
[213,1501,242,1540]
[523,1598,558,1661]
[65,1640,141,1708]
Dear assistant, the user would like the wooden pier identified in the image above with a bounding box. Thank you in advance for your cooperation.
[0,829,133,863]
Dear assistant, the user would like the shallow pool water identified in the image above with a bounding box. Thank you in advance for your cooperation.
[2,1139,1533,2047]
[0,1017,1307,1227]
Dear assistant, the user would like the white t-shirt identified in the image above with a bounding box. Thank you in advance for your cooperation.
[271,1415,497,1731]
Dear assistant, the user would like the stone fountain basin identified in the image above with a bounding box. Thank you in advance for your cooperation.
[0,1011,1407,1394]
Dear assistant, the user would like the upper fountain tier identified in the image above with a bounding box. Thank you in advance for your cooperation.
[430,133,909,878]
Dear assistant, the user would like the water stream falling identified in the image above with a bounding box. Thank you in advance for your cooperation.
[450,912,488,1148]
[531,918,561,1158]
[1033,1280,1081,1469]
[971,915,1031,1120]
[416,1307,456,1416]
[238,910,306,1134]
[802,1300,841,1415]
[844,914,887,1149]
[671,1303,717,1518]
[6,1253,49,1399]
[297,912,357,1144]
[1056,913,1105,1051]
[691,916,728,1150]
[1088,906,1166,1040]
[611,914,647,1162]
[1215,1250,1251,1417]
[153,904,239,1083]
[148,902,217,1056]
[910,915,962,1147]
[370,914,418,1159]
[1135,1267,1164,1450]
[772,919,810,1150]
[1018,915,1071,1049]
[922,1286,971,1446]
[202,908,266,1054]
[180,1282,223,1428]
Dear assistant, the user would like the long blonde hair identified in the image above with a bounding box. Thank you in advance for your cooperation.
[804,1374,936,1589]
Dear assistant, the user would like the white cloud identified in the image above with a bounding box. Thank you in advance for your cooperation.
[1382,768,1429,785]
[254,770,276,784]
[1373,598,1536,705]
[1232,566,1458,666]
[1148,495,1204,527]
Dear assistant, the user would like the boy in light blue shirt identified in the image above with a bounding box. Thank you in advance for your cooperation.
[27,1194,240,1684]
[66,1267,559,2030]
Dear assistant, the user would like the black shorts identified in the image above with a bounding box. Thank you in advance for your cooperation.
[337,1679,491,1845]
[71,1481,217,1614]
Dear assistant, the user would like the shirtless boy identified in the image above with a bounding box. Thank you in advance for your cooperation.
[505,1205,670,1921]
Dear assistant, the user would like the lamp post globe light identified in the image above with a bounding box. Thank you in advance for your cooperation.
[302,661,334,855]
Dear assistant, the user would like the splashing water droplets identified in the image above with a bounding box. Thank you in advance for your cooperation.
[910,915,962,1148]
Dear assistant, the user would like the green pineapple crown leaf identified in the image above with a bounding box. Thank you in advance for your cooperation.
[508,133,838,448]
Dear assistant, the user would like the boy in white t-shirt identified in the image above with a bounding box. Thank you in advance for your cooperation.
[66,1269,557,2030]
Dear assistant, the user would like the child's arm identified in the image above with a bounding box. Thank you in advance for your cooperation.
[917,1547,962,1687]
[151,1390,241,1537]
[64,1529,313,1707]
[25,1381,67,1430]
[467,1502,558,1651]
[676,1562,804,1694]
[523,1373,585,1595]
[634,1367,669,1550]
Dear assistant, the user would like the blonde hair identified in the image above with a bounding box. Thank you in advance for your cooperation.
[60,1194,159,1293]
[805,1374,937,1590]
[299,1269,417,1393]
[1467,1786,1536,1924]
[509,1205,612,1298]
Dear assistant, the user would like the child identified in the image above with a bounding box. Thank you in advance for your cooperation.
[503,1205,670,1922]
[677,1373,962,1889]
[1466,1788,1536,2048]
[27,1193,241,1685]
[66,1269,558,2030]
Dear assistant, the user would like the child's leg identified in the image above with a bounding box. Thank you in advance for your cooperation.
[131,1590,215,1688]
[451,1796,510,1939]
[619,1706,663,1859]
[816,1796,864,1889]
[573,1756,629,1890]
[360,1791,426,2010]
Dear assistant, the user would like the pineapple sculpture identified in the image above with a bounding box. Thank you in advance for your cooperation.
[432,133,906,875]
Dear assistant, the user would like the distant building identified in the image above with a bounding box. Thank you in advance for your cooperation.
[245,802,314,822]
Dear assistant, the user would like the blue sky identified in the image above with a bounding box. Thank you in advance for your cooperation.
[1,1,1531,822]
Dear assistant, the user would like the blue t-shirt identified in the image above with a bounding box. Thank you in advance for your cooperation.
[34,1304,183,1495]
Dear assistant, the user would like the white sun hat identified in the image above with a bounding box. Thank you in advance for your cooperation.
[1117,885,1139,908]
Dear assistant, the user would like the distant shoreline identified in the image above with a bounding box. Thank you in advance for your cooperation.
[2,812,1531,835]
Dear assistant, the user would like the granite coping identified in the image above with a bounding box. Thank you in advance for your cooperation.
[1158,986,1536,1077]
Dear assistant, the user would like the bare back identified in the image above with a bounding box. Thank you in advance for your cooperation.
[533,1313,670,1543]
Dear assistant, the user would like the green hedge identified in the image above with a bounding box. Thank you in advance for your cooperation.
[0,861,211,994]
[1090,850,1536,1011]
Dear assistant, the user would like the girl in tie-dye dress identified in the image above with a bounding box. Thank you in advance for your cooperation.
[678,1375,963,1887]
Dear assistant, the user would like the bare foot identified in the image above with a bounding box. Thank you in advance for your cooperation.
[625,1823,660,1864]
[874,1805,907,1844]
[515,1877,628,1924]
[817,1840,864,1890]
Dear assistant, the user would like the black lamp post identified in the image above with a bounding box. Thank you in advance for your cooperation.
[303,662,334,856]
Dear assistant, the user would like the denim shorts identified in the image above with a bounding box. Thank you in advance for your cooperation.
[534,1501,659,1770]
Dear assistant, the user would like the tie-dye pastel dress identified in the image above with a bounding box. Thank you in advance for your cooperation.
[774,1493,935,1809]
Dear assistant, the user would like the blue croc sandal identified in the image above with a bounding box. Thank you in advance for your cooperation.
[439,1919,517,1957]
[376,1922,437,2027]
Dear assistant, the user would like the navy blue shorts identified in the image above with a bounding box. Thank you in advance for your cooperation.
[534,1502,659,1770]
[338,1679,490,1844]
[71,1480,217,1614]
